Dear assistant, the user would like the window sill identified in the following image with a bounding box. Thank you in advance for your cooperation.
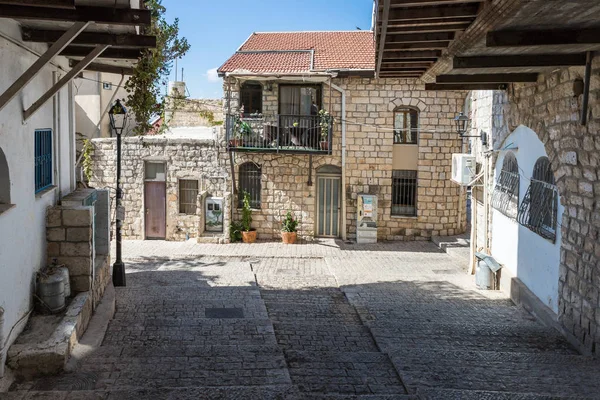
[0,203,16,217]
[391,215,418,219]
[35,186,57,199]
[236,208,262,211]
[393,143,418,146]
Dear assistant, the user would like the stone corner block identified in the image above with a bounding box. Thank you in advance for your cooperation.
[46,208,62,228]
[62,207,93,227]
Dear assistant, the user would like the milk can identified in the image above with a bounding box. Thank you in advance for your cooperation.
[38,272,65,313]
[57,266,71,298]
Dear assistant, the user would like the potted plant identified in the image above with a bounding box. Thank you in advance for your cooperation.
[281,210,298,244]
[319,109,332,150]
[230,116,252,148]
[240,191,257,243]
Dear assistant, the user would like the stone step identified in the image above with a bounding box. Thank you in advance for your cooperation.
[417,388,589,400]
[272,321,379,352]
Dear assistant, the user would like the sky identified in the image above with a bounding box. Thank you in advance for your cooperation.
[163,0,374,99]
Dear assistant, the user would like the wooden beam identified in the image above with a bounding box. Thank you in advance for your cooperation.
[382,62,434,68]
[0,21,88,113]
[388,16,474,27]
[487,28,600,47]
[377,0,391,77]
[425,83,508,90]
[581,52,592,126]
[436,73,538,83]
[383,58,437,63]
[61,46,142,59]
[384,41,450,50]
[381,68,428,72]
[24,45,108,121]
[22,28,157,48]
[387,4,479,22]
[389,0,482,6]
[454,54,588,69]
[0,4,151,25]
[0,0,74,8]
[385,50,442,59]
[386,32,455,43]
[70,60,134,75]
[387,22,471,34]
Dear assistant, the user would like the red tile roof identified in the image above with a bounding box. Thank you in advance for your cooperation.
[218,31,375,75]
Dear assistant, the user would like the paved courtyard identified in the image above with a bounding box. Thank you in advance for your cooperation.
[7,240,600,399]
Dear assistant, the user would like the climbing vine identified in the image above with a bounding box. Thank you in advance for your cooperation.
[199,110,224,127]
[82,139,94,182]
[125,0,190,135]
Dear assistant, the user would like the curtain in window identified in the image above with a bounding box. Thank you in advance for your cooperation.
[280,86,319,115]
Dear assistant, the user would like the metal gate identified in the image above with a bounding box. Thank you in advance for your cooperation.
[316,175,341,237]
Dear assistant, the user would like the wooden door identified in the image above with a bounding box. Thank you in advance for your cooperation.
[145,181,166,239]
[317,176,341,237]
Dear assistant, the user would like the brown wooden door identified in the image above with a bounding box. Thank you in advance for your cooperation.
[145,181,166,239]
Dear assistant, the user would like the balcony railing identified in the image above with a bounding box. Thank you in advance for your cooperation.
[225,114,332,154]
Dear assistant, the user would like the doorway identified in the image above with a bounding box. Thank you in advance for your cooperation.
[144,162,166,239]
[316,165,341,237]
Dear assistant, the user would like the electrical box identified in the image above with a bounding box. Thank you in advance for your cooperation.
[451,154,476,186]
[357,194,377,244]
[205,197,223,233]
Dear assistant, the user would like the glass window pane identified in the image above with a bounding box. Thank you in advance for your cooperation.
[318,178,325,235]
[325,179,332,235]
[332,179,339,237]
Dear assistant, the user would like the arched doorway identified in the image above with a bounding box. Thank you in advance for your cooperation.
[316,165,341,237]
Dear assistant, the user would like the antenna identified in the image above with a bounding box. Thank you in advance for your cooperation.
[182,68,184,82]
[175,58,178,81]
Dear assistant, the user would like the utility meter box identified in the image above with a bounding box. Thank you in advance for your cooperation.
[357,194,378,244]
[205,197,223,233]
[451,154,476,186]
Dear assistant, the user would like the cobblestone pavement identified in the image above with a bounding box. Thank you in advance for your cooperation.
[7,240,600,399]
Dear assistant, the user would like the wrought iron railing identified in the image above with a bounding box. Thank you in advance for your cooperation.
[225,114,332,154]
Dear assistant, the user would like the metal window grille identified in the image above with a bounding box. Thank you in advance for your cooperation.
[393,108,418,144]
[492,152,519,218]
[34,129,52,193]
[517,157,558,242]
[179,179,199,215]
[392,170,417,216]
[238,163,261,208]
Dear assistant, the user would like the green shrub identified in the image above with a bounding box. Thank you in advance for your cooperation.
[229,221,243,243]
[281,211,298,233]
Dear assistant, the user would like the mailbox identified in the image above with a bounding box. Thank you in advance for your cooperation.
[357,194,377,244]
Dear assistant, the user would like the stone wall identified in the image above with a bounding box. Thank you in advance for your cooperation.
[225,77,467,240]
[500,59,600,355]
[166,98,224,128]
[89,136,231,241]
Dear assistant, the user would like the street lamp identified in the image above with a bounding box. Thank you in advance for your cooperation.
[109,99,127,287]
[454,112,487,146]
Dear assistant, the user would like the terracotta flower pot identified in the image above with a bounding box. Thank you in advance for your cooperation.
[229,139,242,148]
[241,230,257,243]
[320,141,329,151]
[281,231,297,244]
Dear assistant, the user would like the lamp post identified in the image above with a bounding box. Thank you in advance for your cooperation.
[454,112,487,146]
[109,99,127,287]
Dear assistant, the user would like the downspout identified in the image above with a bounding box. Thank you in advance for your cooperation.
[329,82,347,241]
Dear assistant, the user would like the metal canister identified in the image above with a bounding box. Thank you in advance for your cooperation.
[57,266,71,298]
[38,273,65,313]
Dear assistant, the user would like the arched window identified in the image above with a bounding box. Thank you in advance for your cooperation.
[492,152,519,218]
[518,156,558,242]
[238,162,261,209]
[240,82,262,116]
[0,147,10,205]
[394,107,418,144]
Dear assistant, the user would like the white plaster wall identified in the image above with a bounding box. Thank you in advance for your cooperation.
[0,20,74,376]
[491,125,563,313]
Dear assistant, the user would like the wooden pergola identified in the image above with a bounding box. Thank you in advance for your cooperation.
[374,0,600,123]
[0,0,156,121]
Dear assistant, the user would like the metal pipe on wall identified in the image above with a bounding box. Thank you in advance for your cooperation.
[329,82,347,241]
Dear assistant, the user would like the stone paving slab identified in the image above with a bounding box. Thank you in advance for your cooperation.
[417,388,592,400]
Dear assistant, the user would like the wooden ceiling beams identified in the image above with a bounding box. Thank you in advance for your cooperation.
[0,4,151,25]
[436,73,539,83]
[22,28,157,48]
[0,0,74,8]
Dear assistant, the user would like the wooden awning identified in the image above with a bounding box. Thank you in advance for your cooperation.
[0,0,156,120]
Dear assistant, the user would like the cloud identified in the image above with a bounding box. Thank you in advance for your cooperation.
[206,68,220,82]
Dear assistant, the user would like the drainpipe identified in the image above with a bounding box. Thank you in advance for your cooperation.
[329,82,347,241]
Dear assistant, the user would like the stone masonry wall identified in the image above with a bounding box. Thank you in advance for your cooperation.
[501,59,600,354]
[224,77,467,240]
[167,98,224,128]
[89,137,230,241]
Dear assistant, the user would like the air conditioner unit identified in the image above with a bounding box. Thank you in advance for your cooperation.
[451,154,476,186]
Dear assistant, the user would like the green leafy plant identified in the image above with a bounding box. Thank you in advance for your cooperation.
[199,110,223,127]
[281,211,298,233]
[319,109,333,141]
[241,191,253,232]
[229,221,243,242]
[82,139,94,182]
[125,0,190,135]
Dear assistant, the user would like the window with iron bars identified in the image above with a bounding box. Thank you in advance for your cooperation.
[238,162,261,209]
[393,108,418,144]
[179,179,199,215]
[492,152,519,218]
[517,157,558,242]
[34,129,53,193]
[392,170,417,216]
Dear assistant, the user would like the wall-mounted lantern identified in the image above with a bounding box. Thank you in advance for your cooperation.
[454,112,488,147]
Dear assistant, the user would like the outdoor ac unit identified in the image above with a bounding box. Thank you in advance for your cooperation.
[451,154,476,186]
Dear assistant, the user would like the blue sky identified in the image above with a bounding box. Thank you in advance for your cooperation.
[163,0,374,99]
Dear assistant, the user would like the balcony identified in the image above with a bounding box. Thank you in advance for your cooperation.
[225,114,333,154]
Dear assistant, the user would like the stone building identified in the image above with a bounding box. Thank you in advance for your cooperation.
[218,31,468,241]
[371,0,600,355]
